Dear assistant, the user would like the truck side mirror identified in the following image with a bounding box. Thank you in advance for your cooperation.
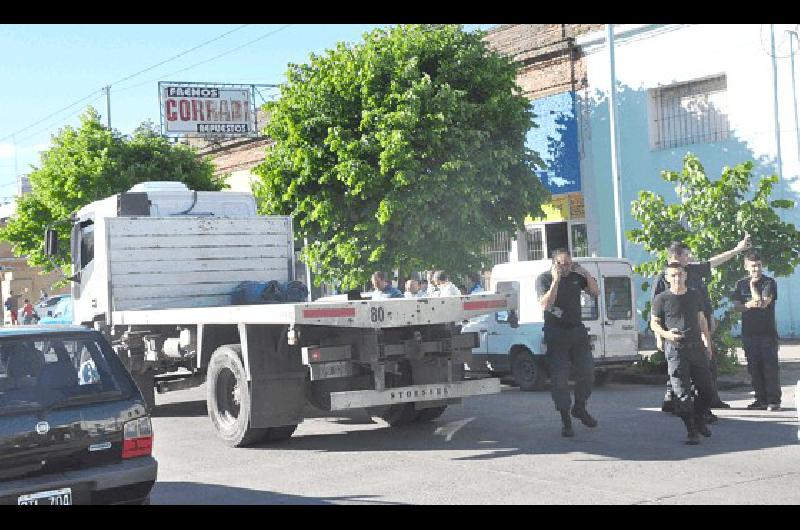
[44,229,58,257]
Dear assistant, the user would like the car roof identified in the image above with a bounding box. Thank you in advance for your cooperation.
[0,325,93,338]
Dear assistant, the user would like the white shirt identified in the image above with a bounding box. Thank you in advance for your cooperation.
[436,282,462,297]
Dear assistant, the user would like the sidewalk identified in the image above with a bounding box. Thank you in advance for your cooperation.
[618,342,800,389]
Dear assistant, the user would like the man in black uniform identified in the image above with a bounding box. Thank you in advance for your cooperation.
[652,236,751,414]
[651,263,715,445]
[536,248,600,437]
[731,251,782,411]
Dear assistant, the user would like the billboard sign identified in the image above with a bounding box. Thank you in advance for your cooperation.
[159,82,257,136]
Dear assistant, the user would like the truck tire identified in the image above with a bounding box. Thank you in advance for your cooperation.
[265,424,298,442]
[511,349,546,391]
[415,405,447,422]
[375,403,420,426]
[206,344,268,447]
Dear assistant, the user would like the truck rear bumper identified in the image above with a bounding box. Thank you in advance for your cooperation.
[328,378,501,410]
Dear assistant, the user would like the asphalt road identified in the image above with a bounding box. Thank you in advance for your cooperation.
[149,371,800,505]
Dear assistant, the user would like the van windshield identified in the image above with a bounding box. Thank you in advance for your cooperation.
[0,334,131,416]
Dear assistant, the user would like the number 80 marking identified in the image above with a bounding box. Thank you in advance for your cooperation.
[370,307,385,322]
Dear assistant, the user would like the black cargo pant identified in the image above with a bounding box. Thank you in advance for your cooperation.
[742,335,782,405]
[544,324,594,412]
[664,347,721,405]
[664,340,713,419]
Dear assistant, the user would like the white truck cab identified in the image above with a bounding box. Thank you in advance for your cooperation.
[463,257,640,389]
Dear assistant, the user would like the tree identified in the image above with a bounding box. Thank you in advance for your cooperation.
[0,108,224,271]
[253,24,548,288]
[627,153,800,358]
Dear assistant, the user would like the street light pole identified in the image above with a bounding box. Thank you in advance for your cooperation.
[104,85,112,129]
[770,24,783,181]
[607,24,624,258]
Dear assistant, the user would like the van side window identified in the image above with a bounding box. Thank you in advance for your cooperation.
[495,281,519,323]
[604,276,632,320]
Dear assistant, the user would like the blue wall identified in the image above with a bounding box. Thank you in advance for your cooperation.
[582,84,800,337]
[526,92,582,195]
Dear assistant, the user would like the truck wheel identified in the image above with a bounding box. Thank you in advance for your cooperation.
[207,345,267,447]
[512,349,546,391]
[376,403,420,426]
[415,406,447,422]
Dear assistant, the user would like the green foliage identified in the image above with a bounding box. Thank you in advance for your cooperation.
[0,109,225,271]
[627,153,800,361]
[254,24,548,288]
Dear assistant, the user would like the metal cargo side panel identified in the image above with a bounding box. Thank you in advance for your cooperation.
[107,216,293,311]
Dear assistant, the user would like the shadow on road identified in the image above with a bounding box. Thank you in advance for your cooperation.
[249,384,799,463]
[150,482,404,505]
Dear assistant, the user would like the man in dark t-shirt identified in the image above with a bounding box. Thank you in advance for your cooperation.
[651,263,715,445]
[652,236,751,413]
[535,248,600,438]
[731,251,781,411]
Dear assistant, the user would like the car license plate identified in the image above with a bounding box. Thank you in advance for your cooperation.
[17,487,72,505]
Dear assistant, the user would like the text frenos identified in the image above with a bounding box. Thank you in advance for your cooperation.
[161,84,254,135]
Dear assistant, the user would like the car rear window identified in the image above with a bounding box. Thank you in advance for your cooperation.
[0,333,133,416]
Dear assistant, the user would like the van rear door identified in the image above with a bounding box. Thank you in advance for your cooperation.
[599,262,638,358]
[576,262,604,359]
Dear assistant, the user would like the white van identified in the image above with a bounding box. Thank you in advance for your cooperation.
[462,257,640,389]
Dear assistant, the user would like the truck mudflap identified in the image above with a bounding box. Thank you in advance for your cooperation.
[328,378,501,411]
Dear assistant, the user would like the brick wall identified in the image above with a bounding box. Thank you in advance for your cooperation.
[485,24,604,99]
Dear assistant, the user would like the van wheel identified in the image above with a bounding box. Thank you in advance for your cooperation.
[207,344,267,447]
[512,349,546,391]
[594,370,611,387]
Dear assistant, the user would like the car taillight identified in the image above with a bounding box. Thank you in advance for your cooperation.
[122,417,153,459]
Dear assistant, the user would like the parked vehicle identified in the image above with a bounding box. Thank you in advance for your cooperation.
[462,258,640,390]
[44,182,517,447]
[37,295,73,325]
[0,326,157,505]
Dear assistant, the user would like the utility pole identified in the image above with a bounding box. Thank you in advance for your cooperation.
[607,24,624,258]
[770,25,783,181]
[103,85,112,129]
[787,30,800,162]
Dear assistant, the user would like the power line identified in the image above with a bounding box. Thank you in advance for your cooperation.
[0,90,103,144]
[1,24,252,146]
[108,24,250,88]
[13,94,105,146]
[116,24,294,93]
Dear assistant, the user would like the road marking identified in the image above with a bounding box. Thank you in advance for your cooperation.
[434,417,475,442]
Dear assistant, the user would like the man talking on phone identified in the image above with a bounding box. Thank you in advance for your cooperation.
[536,248,600,437]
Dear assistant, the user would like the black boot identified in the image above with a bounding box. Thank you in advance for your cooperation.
[571,405,598,428]
[695,413,712,437]
[560,409,574,437]
[681,415,700,445]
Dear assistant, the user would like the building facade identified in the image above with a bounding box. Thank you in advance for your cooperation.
[489,24,800,337]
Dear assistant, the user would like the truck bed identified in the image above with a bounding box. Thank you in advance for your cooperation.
[111,292,514,328]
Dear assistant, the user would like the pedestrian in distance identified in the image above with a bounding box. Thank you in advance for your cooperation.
[419,279,430,297]
[370,271,403,300]
[5,291,19,325]
[467,272,484,294]
[426,270,440,297]
[731,251,782,412]
[404,279,424,298]
[433,271,461,297]
[38,289,48,304]
[652,235,751,416]
[22,299,35,325]
[536,249,600,437]
[651,262,715,445]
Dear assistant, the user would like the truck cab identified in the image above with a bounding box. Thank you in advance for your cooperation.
[462,257,640,389]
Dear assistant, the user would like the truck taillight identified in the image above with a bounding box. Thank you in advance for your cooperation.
[122,417,153,459]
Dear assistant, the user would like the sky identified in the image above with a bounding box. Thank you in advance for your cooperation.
[0,23,494,200]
